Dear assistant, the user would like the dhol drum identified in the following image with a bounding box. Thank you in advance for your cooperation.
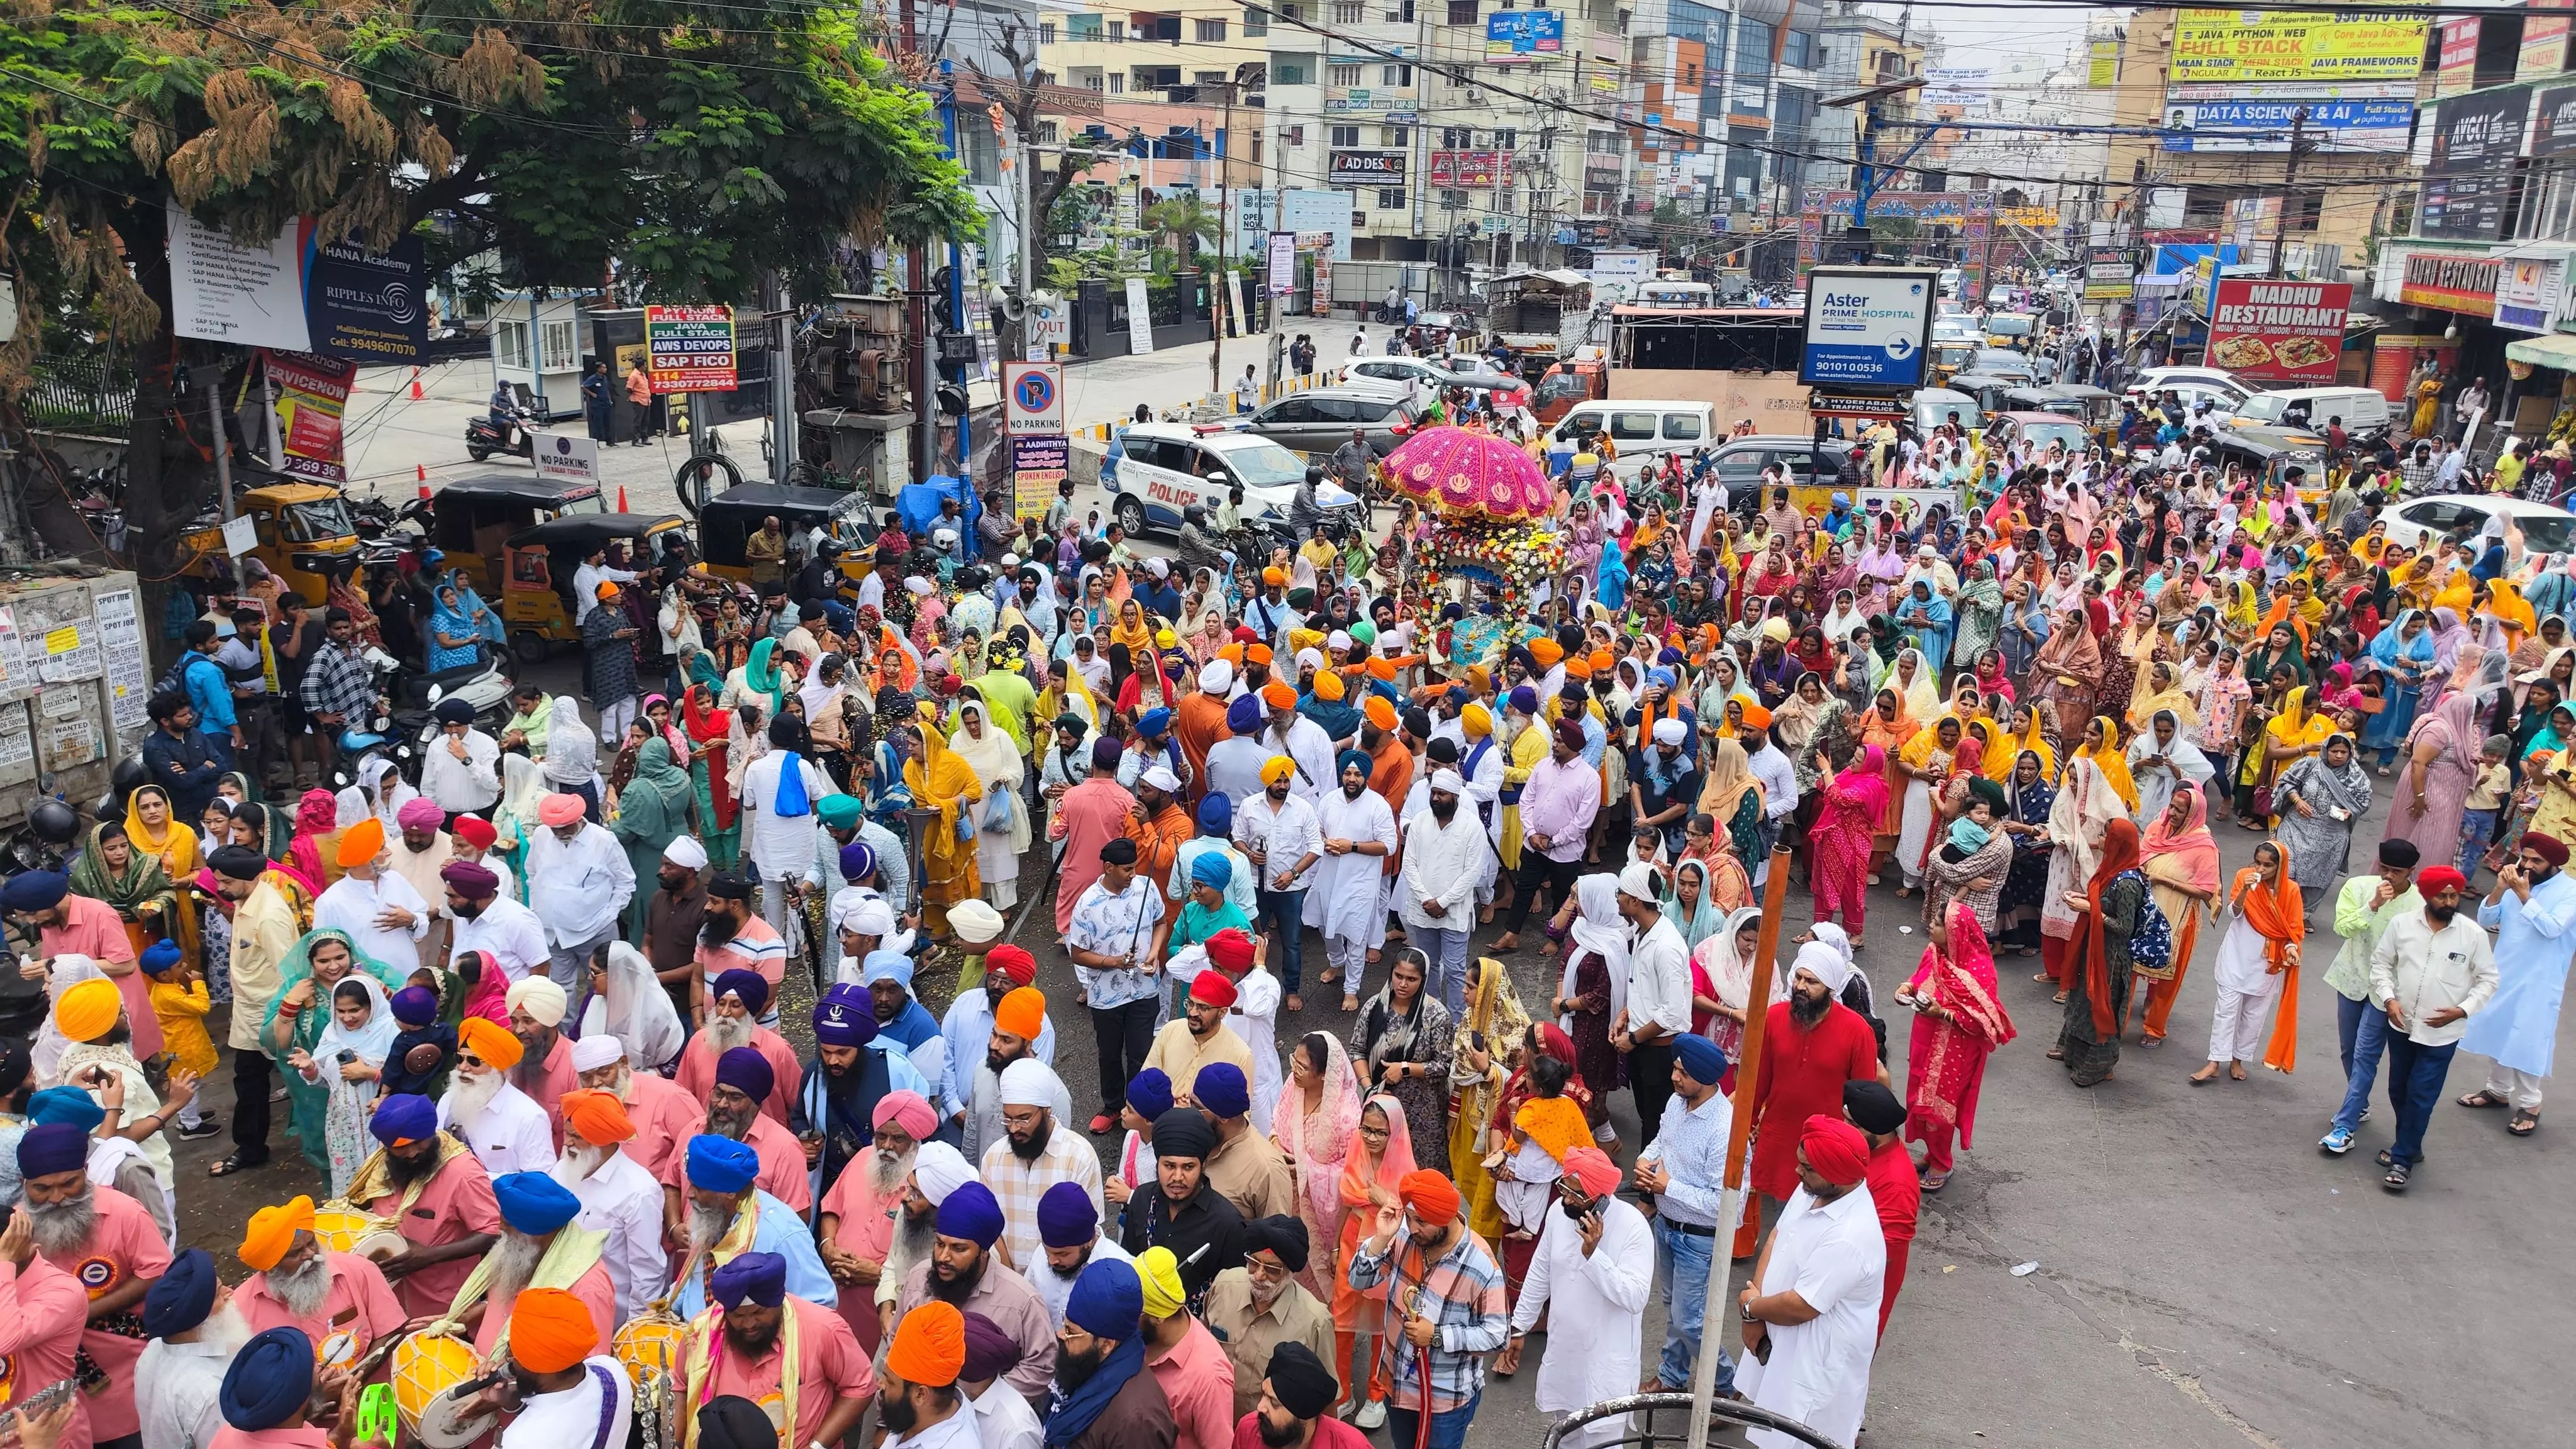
[391,1328,480,1433]
[311,1201,409,1263]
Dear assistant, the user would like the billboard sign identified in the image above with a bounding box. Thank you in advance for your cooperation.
[2534,82,2576,154]
[2399,253,2500,316]
[2206,279,2352,383]
[645,304,739,394]
[2161,97,2414,153]
[1799,268,1937,389]
[262,350,357,486]
[166,199,427,362]
[1484,10,1563,62]
[2428,84,2531,174]
[1428,151,1502,187]
[1921,67,1990,107]
[1327,150,1407,184]
[2496,258,2562,333]
[2168,9,2433,92]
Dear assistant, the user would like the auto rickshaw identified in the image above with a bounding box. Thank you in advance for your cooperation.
[2209,425,2329,508]
[1929,339,1979,386]
[179,483,361,602]
[2036,384,2121,450]
[1945,370,2024,416]
[696,482,883,590]
[499,512,689,663]
[425,474,611,599]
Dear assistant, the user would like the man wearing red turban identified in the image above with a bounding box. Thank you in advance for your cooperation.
[1494,1145,1653,1431]
[1734,1115,1887,1449]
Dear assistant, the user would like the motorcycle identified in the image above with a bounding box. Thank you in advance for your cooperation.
[2,797,82,879]
[465,406,537,464]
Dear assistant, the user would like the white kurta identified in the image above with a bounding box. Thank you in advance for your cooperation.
[1225,966,1284,1135]
[2209,909,2283,998]
[737,752,836,881]
[313,871,433,973]
[1894,775,1939,889]
[1259,718,1339,806]
[1736,1184,1887,1449]
[438,1080,558,1175]
[1304,788,1397,943]
[1508,1195,1653,1448]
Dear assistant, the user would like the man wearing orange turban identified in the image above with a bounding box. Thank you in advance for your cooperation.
[315,814,433,990]
[552,1087,667,1324]
[686,1250,879,1449]
[504,1285,600,1380]
[443,1016,556,1176]
[1348,1168,1505,1448]
[879,1301,970,1443]
[232,1193,408,1350]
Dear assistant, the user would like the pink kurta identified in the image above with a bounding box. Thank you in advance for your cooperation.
[516,1034,578,1152]
[696,1296,876,1448]
[1048,778,1138,935]
[816,1146,907,1352]
[211,1426,333,1449]
[673,1027,801,1126]
[368,1150,503,1319]
[658,1111,811,1213]
[37,1188,165,1440]
[624,1070,708,1182]
[235,1251,408,1356]
[46,894,160,1060]
[472,1260,619,1358]
[1146,1315,1239,1449]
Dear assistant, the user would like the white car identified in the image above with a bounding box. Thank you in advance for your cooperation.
[2126,366,2252,423]
[1100,421,1311,535]
[2375,495,2576,556]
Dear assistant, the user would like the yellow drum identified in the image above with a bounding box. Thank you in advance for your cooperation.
[613,1309,689,1386]
[391,1329,479,1430]
[312,1201,408,1262]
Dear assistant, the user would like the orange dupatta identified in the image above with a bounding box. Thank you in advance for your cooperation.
[2228,858,2308,1072]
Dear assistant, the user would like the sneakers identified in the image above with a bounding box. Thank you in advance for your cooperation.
[174,1117,223,1141]
[2319,1126,2355,1155]
[1353,1401,1387,1430]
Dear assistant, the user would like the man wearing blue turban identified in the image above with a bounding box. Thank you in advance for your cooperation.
[21,1119,170,1446]
[669,1134,836,1319]
[885,1181,1058,1403]
[350,1092,498,1321]
[675,967,805,1130]
[470,1170,615,1359]
[860,950,947,1083]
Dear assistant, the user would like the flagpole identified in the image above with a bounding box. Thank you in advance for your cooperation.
[1686,841,1792,1446]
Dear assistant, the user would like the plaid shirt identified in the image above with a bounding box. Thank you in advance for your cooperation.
[300,641,373,718]
[1346,1223,1509,1412]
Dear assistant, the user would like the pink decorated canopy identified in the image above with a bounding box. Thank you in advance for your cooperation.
[1382,426,1555,521]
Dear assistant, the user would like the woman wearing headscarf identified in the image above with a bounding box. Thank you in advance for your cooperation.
[2364,609,2437,772]
[69,817,180,974]
[608,737,695,940]
[2031,602,2104,745]
[287,789,343,892]
[2273,732,2372,911]
[1351,948,1453,1174]
[2051,817,2143,1088]
[1551,874,1630,1145]
[1893,715,1964,894]
[2194,839,2306,1083]
[577,940,689,1073]
[2124,708,2214,825]
[262,925,411,1185]
[1660,857,1726,956]
[1274,1031,1364,1300]
[2038,755,2124,994]
[2133,781,2220,1049]
[948,697,1031,911]
[1923,773,2011,935]
[2244,684,2333,826]
[1697,738,1765,867]
[1333,1092,1415,1419]
[1896,899,2015,1191]
[425,583,481,672]
[2074,716,2141,814]
[542,695,603,819]
[1810,742,1889,946]
[904,700,984,936]
[333,757,417,843]
[1448,957,1530,1248]
[1692,904,1779,1074]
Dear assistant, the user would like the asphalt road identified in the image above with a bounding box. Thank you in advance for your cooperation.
[160,716,2573,1449]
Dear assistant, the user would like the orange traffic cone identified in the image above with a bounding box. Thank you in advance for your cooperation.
[408,367,424,400]
[617,486,630,513]
[416,464,431,500]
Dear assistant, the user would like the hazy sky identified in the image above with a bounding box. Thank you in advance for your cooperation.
[1871,1,2117,82]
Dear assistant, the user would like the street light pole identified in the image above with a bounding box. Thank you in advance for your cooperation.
[2269,105,2311,279]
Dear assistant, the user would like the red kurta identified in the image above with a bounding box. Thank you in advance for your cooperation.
[1745,1001,1880,1201]
[1863,1134,1921,1337]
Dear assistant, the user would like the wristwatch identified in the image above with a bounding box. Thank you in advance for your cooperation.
[1739,1301,1760,1323]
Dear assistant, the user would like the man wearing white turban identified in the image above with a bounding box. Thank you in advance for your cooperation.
[1397,767,1489,1016]
[977,1058,1104,1271]
[1726,935,1884,1259]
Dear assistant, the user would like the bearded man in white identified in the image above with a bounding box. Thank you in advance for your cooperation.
[1735,1117,1886,1449]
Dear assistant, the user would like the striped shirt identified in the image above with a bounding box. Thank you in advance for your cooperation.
[1638,1087,1734,1229]
[1345,1224,1509,1412]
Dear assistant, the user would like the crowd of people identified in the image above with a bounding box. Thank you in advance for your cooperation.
[6,380,2575,1449]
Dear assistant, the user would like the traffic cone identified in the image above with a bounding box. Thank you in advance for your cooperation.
[416,464,431,501]
[408,367,424,400]
[617,485,630,512]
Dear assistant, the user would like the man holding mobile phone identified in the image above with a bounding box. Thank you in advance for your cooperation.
[1496,1146,1648,1441]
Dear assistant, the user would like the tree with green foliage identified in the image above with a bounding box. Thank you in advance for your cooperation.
[1,0,980,564]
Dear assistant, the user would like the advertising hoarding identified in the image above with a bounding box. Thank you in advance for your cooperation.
[2399,254,2500,317]
[1327,150,1407,184]
[2160,97,2414,153]
[2496,258,2562,333]
[2534,82,2576,154]
[645,304,738,394]
[2206,279,2352,383]
[1484,10,1563,62]
[166,199,427,362]
[2168,9,2433,92]
[1798,268,1937,389]
[1428,152,1502,187]
[2427,85,2531,175]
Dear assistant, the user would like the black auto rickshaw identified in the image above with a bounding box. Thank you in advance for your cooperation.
[2209,425,2329,507]
[426,474,614,602]
[499,511,689,663]
[696,482,884,589]
[1945,370,2023,416]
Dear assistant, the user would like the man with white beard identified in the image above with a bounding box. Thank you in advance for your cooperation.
[22,1121,169,1446]
[469,1172,617,1357]
[1201,1215,1336,1422]
[439,1017,557,1175]
[818,1090,933,1357]
[570,1033,702,1182]
[550,1089,667,1326]
[1026,1177,1136,1334]
[672,969,801,1125]
[660,1048,811,1243]
[313,818,432,972]
[872,1140,976,1334]
[136,1248,242,1449]
[668,1134,835,1319]
[347,1093,499,1320]
[230,1194,406,1353]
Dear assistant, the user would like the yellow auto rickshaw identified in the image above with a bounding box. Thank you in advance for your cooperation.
[180,483,362,602]
[499,512,689,663]
[425,474,612,601]
[695,482,880,590]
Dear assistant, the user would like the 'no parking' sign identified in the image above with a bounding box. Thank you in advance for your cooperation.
[1003,362,1064,436]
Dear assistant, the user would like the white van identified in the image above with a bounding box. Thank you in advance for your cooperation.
[1550,400,1718,480]
[2229,385,2390,441]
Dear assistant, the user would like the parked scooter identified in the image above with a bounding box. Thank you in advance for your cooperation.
[465,406,537,464]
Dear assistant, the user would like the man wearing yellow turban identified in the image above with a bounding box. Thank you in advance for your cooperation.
[1133,1245,1235,1449]
[233,1193,408,1351]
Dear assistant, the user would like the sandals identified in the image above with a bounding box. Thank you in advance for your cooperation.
[2383,1162,2411,1192]
[2509,1109,2541,1136]
[208,1153,263,1177]
[1920,1171,1951,1193]
[2458,1089,2510,1109]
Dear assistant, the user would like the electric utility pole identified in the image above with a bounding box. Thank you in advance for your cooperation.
[2270,106,2313,279]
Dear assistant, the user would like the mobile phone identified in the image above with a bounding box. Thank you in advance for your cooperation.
[336,1049,358,1065]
